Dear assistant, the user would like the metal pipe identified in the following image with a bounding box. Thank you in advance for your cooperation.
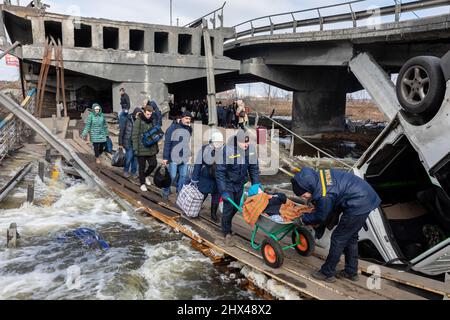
[261,115,353,169]
[0,162,32,202]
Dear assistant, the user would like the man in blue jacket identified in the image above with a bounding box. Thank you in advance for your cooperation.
[216,131,260,246]
[162,112,192,201]
[291,167,381,283]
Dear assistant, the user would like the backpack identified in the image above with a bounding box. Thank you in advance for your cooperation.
[140,118,164,147]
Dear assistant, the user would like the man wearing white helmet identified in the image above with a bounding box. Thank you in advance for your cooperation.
[190,130,224,222]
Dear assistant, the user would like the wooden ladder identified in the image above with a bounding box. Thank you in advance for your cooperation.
[36,37,67,118]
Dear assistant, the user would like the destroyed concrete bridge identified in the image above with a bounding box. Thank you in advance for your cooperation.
[2,0,450,134]
[0,2,240,115]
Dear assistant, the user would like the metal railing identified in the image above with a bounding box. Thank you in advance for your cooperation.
[230,0,450,42]
[256,113,354,170]
[183,1,226,28]
[0,89,36,163]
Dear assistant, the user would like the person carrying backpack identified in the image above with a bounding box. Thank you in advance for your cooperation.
[81,103,109,165]
[132,105,159,192]
[119,107,141,178]
[148,100,162,128]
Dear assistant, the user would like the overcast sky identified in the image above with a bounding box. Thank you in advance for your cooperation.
[1,0,448,95]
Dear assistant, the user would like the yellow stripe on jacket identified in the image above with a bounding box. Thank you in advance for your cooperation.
[319,170,327,197]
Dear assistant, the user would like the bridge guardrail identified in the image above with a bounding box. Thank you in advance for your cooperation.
[228,0,450,43]
[0,89,36,163]
[183,1,226,28]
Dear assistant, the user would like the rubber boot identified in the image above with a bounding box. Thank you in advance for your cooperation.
[210,203,219,222]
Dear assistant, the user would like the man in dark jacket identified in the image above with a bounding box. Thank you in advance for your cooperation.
[119,88,131,130]
[132,106,159,192]
[291,167,381,283]
[162,111,192,201]
[217,102,226,128]
[119,107,141,178]
[216,130,260,246]
[190,131,224,222]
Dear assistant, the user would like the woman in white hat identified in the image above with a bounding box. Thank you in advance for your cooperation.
[190,130,224,222]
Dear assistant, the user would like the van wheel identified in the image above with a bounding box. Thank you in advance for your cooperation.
[261,238,284,268]
[292,226,315,256]
[396,56,445,117]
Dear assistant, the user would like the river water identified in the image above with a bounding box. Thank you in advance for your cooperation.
[0,156,259,300]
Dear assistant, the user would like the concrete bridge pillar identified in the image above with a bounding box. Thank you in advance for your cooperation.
[292,88,346,135]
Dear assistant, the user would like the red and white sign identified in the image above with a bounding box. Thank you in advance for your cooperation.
[5,54,19,67]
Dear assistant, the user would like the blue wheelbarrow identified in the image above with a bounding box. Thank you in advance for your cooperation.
[226,193,315,268]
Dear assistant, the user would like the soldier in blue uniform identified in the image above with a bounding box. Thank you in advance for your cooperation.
[216,130,260,246]
[292,167,381,283]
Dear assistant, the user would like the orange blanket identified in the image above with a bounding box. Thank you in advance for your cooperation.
[280,199,314,222]
[242,193,270,226]
[243,193,314,225]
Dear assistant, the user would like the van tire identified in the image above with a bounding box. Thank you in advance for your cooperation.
[396,56,445,116]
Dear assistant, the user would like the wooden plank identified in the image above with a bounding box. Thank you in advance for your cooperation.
[307,243,449,298]
[179,216,347,300]
[105,168,184,215]
[63,137,447,299]
[69,157,348,299]
[67,140,89,157]
[358,259,450,298]
[227,220,401,300]
[281,249,426,300]
[74,156,179,219]
[231,215,428,300]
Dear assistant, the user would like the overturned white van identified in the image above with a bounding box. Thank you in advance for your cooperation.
[333,53,450,276]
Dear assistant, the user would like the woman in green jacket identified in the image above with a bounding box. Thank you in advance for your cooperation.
[132,105,159,192]
[81,103,109,164]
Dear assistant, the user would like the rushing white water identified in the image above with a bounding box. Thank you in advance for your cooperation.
[0,159,256,300]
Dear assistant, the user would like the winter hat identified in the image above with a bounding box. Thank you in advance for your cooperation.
[210,131,223,143]
[181,111,192,119]
[131,107,142,118]
[291,178,308,196]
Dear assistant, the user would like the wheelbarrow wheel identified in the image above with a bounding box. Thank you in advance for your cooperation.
[292,226,315,257]
[261,238,284,268]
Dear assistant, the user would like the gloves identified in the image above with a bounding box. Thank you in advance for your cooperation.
[221,192,231,201]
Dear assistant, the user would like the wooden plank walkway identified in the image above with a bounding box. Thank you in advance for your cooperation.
[65,135,449,300]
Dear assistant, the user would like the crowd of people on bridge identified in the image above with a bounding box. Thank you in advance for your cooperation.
[80,87,381,283]
[169,99,249,128]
